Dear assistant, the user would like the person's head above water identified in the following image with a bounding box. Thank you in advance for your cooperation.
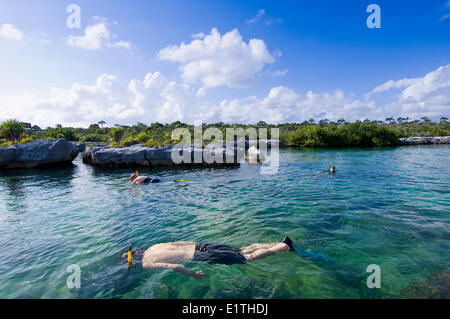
[130,173,138,183]
[329,162,336,173]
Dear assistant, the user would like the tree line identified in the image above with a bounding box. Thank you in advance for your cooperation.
[1,117,449,148]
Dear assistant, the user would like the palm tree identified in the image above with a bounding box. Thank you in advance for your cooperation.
[98,120,106,129]
[318,119,329,127]
[110,127,125,143]
[1,120,25,144]
[385,117,395,124]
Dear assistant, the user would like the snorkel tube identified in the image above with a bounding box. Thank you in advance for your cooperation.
[128,244,133,268]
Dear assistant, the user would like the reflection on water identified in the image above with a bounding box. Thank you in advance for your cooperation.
[0,146,449,299]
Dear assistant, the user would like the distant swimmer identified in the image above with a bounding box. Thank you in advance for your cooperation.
[123,236,296,279]
[329,162,336,174]
[130,171,161,184]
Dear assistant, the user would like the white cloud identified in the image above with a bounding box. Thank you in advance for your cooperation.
[1,64,449,127]
[270,69,288,77]
[440,14,450,22]
[368,78,419,96]
[368,64,450,119]
[0,72,211,127]
[68,23,109,50]
[67,23,131,50]
[217,87,373,123]
[191,32,205,39]
[246,9,266,24]
[158,28,276,88]
[0,24,23,40]
[110,40,131,49]
[196,87,207,96]
[370,64,450,100]
[246,9,282,26]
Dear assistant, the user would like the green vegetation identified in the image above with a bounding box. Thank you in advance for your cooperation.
[1,117,449,148]
[282,123,402,147]
[0,120,26,145]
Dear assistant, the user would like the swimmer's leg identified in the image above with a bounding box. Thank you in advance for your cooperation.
[241,242,290,262]
[240,243,279,255]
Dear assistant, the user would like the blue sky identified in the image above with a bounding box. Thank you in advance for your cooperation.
[0,0,449,126]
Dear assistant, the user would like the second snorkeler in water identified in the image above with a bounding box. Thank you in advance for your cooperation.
[130,171,161,184]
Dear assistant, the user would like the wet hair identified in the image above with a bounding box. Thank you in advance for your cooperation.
[121,249,145,266]
[130,173,138,183]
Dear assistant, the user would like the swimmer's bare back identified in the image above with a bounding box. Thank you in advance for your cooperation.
[141,242,208,279]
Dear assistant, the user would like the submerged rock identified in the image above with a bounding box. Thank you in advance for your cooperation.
[399,136,450,145]
[401,268,450,299]
[0,139,80,169]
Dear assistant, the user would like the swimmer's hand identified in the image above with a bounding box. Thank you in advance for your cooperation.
[194,270,209,280]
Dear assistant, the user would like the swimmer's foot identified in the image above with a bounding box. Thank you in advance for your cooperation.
[282,236,295,252]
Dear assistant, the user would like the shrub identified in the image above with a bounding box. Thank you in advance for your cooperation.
[79,134,108,143]
[110,127,125,143]
[0,119,25,144]
[20,136,35,144]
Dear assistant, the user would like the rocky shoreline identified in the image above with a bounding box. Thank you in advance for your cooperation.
[0,137,448,169]
[399,136,450,145]
[0,139,80,169]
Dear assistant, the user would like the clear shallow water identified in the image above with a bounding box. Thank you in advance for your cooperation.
[0,146,449,299]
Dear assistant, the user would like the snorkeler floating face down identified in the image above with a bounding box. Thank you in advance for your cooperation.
[123,237,296,279]
[130,170,161,184]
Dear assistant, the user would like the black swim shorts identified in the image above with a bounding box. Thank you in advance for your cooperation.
[192,243,247,265]
[143,177,161,183]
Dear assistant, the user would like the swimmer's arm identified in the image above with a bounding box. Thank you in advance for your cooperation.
[131,176,147,184]
[145,262,208,279]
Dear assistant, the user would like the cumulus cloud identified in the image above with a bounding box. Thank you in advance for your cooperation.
[1,64,449,127]
[368,64,450,119]
[67,23,132,50]
[369,64,450,100]
[0,24,23,40]
[217,87,374,123]
[158,28,276,88]
[0,72,212,127]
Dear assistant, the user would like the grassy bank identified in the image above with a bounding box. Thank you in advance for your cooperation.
[1,118,449,148]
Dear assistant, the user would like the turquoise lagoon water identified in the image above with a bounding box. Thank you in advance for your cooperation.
[0,146,449,298]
